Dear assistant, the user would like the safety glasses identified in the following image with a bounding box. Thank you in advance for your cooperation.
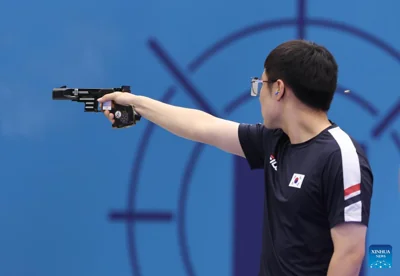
[250,77,276,96]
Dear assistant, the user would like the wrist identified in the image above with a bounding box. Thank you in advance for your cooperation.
[129,94,142,107]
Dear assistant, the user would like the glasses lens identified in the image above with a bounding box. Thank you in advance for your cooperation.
[251,79,261,96]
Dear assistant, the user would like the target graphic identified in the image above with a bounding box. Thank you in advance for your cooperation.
[109,1,400,275]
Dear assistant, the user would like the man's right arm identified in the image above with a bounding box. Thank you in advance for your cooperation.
[130,95,245,157]
[99,92,267,168]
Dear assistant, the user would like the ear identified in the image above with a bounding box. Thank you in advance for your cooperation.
[275,79,285,100]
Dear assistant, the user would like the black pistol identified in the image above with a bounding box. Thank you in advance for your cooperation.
[52,85,141,128]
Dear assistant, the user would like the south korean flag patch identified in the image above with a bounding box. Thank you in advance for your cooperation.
[288,173,305,189]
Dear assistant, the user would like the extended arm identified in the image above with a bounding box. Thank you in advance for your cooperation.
[99,93,245,157]
[134,95,244,156]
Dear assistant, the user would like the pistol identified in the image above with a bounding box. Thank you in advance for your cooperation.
[52,85,141,128]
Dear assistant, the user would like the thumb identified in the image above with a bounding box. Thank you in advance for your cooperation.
[98,92,118,103]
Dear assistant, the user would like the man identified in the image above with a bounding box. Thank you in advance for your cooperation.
[98,40,373,276]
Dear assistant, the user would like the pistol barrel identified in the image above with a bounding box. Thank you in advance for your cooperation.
[52,88,76,100]
[52,89,66,100]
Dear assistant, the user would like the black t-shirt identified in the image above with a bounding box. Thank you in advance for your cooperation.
[238,122,373,276]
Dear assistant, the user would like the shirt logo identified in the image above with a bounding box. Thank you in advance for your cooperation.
[269,154,277,171]
[289,173,305,188]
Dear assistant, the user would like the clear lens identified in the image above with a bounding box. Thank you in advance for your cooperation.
[251,78,261,96]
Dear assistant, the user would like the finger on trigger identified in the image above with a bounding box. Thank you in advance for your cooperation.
[98,92,115,103]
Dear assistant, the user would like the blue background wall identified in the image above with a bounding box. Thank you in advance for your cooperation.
[0,0,399,275]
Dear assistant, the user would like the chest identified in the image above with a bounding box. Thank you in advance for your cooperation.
[265,145,324,208]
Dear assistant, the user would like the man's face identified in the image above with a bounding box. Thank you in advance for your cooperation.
[259,72,281,128]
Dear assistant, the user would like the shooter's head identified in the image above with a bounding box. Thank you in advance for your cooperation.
[258,40,338,128]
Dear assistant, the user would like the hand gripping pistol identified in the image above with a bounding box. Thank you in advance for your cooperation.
[52,85,141,128]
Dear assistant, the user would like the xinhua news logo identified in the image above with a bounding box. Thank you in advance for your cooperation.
[369,244,392,269]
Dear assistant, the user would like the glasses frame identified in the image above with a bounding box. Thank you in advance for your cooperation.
[250,77,277,96]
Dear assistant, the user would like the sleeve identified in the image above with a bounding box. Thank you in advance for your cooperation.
[238,123,268,170]
[321,149,373,229]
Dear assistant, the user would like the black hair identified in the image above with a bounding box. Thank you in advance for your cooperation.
[264,40,338,111]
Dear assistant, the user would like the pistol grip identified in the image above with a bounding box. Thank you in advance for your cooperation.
[110,102,141,128]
